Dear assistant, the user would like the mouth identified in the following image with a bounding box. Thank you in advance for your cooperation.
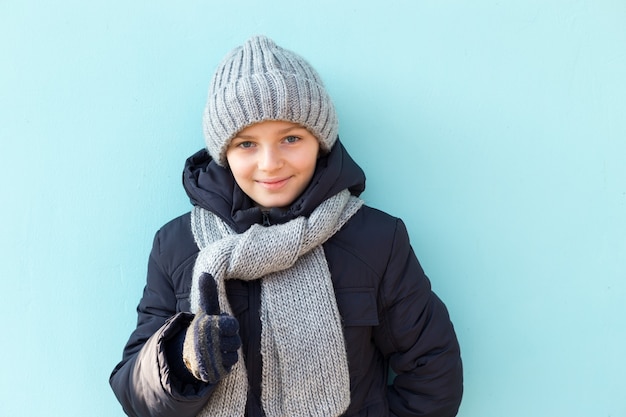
[256,177,291,190]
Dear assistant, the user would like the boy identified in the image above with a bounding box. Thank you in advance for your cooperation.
[110,35,463,417]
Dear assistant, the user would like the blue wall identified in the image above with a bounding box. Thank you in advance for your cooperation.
[1,1,624,416]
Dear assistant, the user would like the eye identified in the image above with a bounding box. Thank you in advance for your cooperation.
[283,135,300,144]
[237,141,255,149]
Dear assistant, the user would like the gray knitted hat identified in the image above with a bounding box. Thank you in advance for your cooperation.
[202,35,338,166]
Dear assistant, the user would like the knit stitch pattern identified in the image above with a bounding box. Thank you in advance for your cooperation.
[190,190,362,417]
[183,314,225,383]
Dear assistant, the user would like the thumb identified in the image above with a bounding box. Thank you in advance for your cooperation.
[198,272,221,315]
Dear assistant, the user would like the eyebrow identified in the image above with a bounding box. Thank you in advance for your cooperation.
[234,125,307,139]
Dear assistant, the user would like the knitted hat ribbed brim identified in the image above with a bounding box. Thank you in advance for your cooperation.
[202,35,338,166]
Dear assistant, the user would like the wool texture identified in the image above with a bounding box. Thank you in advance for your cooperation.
[202,35,338,166]
[183,314,226,383]
[190,190,362,417]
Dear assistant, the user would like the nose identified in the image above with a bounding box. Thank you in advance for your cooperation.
[258,145,283,171]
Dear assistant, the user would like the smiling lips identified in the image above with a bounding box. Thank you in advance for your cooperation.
[256,177,292,190]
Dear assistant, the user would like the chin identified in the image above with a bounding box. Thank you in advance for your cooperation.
[256,197,293,210]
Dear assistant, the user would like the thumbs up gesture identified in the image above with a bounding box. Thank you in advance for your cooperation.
[182,273,241,384]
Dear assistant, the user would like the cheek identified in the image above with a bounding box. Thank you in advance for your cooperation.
[226,156,251,184]
[301,153,319,175]
[296,143,320,174]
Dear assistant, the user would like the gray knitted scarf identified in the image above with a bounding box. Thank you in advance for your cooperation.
[189,190,363,417]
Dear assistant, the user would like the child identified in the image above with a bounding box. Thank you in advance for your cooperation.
[110,35,463,417]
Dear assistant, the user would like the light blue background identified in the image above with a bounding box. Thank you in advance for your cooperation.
[1,1,624,416]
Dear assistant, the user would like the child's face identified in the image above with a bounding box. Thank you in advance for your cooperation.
[226,120,320,210]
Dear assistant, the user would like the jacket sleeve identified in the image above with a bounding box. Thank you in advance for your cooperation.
[109,230,215,417]
[374,219,463,417]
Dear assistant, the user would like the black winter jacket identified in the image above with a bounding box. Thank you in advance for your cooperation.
[110,141,463,416]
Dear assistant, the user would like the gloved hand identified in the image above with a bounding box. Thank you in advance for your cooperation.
[182,272,241,384]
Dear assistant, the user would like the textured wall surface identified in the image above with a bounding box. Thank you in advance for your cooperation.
[1,1,624,416]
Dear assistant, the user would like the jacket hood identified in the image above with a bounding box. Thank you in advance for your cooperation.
[183,139,366,233]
